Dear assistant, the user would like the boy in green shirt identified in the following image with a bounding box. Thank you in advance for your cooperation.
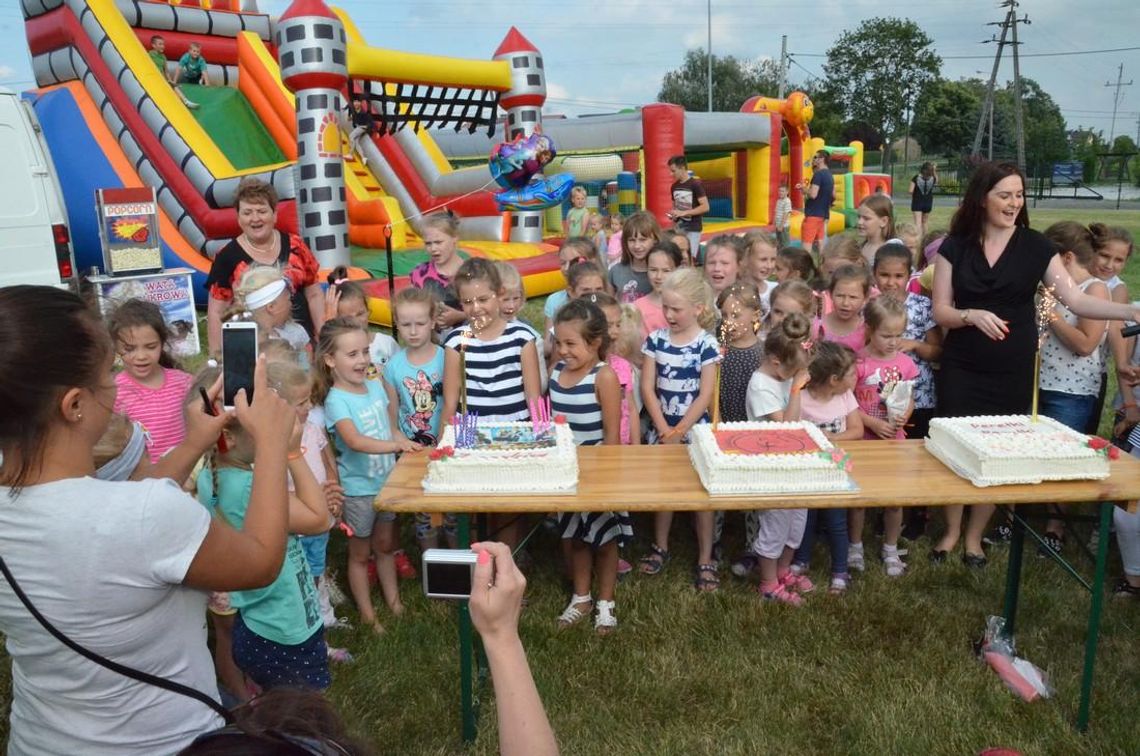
[149,35,199,110]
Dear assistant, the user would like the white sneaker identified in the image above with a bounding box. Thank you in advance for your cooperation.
[882,552,907,578]
[848,544,865,572]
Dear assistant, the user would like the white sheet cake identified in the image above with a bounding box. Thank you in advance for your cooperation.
[423,421,578,495]
[688,421,855,497]
[924,415,1110,487]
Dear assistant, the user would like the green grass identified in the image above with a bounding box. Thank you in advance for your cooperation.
[2,207,1140,753]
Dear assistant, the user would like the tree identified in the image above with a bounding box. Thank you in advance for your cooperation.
[822,17,941,165]
[797,78,843,144]
[994,78,1067,174]
[911,79,982,156]
[657,49,781,112]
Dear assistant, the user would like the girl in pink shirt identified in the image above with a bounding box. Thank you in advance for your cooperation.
[634,240,682,340]
[814,264,870,352]
[852,296,918,578]
[109,299,193,462]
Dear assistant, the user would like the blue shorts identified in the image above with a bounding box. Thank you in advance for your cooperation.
[299,532,330,578]
[231,614,330,691]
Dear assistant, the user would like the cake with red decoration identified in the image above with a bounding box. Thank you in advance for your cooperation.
[688,421,855,496]
[423,418,578,495]
[925,415,1113,487]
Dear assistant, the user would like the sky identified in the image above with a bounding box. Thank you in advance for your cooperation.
[3,0,1138,143]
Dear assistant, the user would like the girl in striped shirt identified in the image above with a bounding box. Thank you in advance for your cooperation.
[441,258,542,547]
[109,298,193,463]
[638,268,721,590]
[550,299,629,633]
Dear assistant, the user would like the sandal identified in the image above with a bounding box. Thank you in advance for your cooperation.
[638,543,671,576]
[694,563,720,592]
[760,582,803,606]
[594,599,617,634]
[557,593,593,627]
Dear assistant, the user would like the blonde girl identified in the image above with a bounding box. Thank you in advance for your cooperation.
[550,299,630,633]
[856,194,898,266]
[234,264,310,352]
[638,268,721,590]
[703,233,744,295]
[851,296,917,577]
[745,313,813,604]
[410,213,466,330]
[197,365,333,689]
[588,211,607,258]
[442,258,542,547]
[383,287,456,553]
[494,261,547,391]
[592,292,642,447]
[1090,224,1139,438]
[793,341,862,594]
[316,318,420,634]
[606,212,624,266]
[743,230,778,312]
[563,185,590,237]
[634,239,682,339]
[895,220,920,264]
[609,211,661,302]
[266,358,352,661]
[715,282,765,580]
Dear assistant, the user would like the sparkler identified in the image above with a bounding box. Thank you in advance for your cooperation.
[1031,284,1059,422]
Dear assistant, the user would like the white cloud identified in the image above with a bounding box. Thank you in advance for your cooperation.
[0,65,15,80]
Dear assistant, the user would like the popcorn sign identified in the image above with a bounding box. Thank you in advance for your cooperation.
[96,187,163,275]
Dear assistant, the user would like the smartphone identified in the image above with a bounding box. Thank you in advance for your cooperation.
[422,549,480,600]
[221,321,258,410]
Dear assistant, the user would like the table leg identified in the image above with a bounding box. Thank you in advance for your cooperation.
[1002,507,1026,638]
[457,513,477,744]
[1076,502,1113,733]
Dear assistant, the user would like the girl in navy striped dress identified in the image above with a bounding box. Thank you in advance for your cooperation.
[441,258,542,547]
[638,268,722,590]
[550,299,629,633]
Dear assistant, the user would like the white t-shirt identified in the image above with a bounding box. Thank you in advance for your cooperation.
[0,477,222,754]
[747,370,791,421]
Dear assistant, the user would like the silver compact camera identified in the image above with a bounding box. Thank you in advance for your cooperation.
[421,549,479,600]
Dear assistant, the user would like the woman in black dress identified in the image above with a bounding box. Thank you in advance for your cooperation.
[930,162,1140,566]
[909,162,938,240]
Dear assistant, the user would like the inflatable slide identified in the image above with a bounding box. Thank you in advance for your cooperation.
[21,0,561,324]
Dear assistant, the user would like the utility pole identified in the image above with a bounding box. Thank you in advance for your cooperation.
[971,1,1029,169]
[777,35,788,99]
[971,5,1012,158]
[1104,63,1133,147]
[1008,2,1029,171]
[707,0,713,112]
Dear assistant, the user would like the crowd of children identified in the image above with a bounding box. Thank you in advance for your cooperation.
[95,184,1139,702]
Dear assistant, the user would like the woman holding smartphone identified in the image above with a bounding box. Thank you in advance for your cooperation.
[0,285,299,754]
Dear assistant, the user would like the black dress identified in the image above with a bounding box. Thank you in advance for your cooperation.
[936,227,1057,417]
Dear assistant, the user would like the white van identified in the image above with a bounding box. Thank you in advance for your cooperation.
[0,87,77,289]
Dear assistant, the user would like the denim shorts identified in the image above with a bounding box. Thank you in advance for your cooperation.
[1039,389,1097,433]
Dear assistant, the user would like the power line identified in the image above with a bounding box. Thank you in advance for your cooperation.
[792,45,1140,60]
[1105,63,1134,146]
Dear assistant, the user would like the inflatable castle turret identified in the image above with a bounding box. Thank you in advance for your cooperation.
[494,27,547,244]
[276,0,350,268]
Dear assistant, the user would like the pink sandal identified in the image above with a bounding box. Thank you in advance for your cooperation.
[759,582,803,606]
